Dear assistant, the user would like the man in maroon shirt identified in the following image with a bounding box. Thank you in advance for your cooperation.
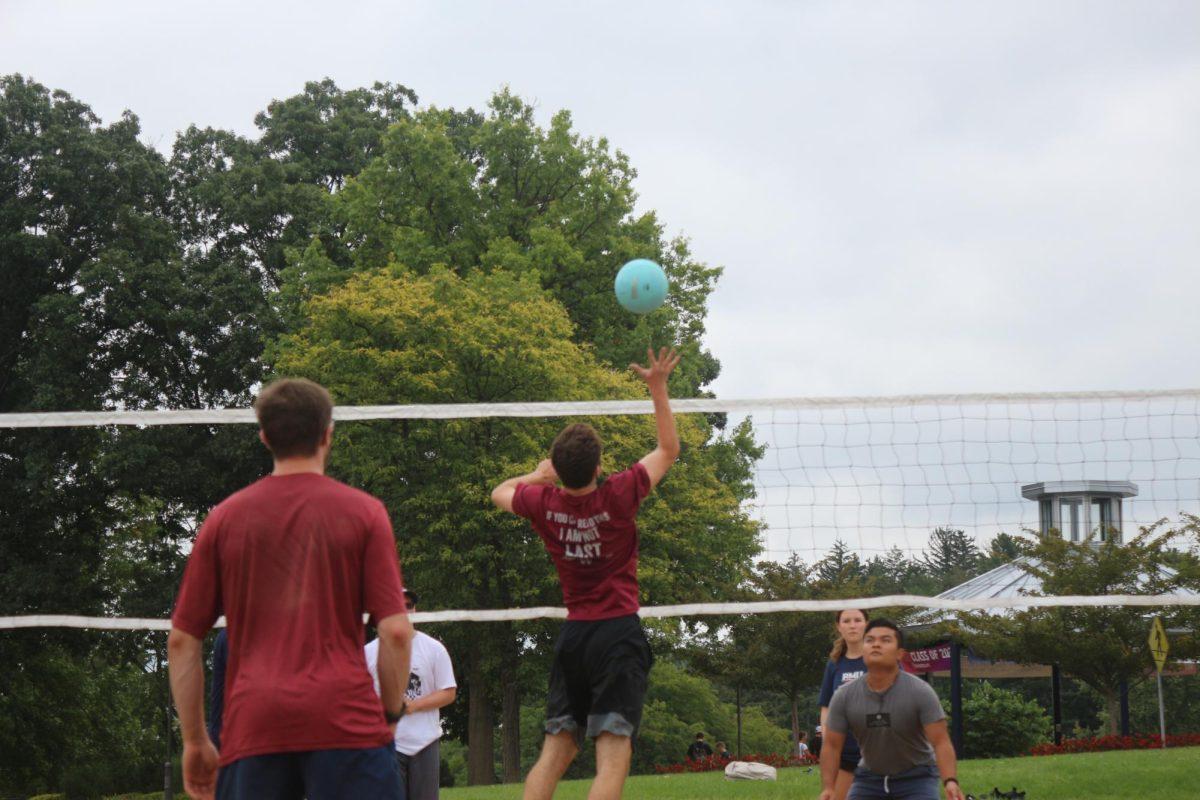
[168,378,414,800]
[492,346,681,800]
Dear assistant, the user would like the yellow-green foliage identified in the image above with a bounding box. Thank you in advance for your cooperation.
[270,266,761,615]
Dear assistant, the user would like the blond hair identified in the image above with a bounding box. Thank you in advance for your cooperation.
[828,609,868,661]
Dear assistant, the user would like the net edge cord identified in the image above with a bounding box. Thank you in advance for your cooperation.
[5,593,1199,629]
[5,388,1200,428]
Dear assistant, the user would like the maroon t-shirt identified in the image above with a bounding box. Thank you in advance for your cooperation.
[171,473,407,766]
[513,463,651,620]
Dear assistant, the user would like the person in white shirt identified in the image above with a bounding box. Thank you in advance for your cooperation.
[797,730,811,760]
[366,589,458,800]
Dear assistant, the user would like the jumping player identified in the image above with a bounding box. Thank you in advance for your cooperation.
[169,378,414,800]
[491,346,681,800]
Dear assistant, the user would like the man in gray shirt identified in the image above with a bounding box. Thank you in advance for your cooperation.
[819,620,962,800]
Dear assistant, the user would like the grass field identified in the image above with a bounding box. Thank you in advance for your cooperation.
[441,748,1194,800]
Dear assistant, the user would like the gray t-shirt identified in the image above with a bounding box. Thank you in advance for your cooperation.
[825,671,945,776]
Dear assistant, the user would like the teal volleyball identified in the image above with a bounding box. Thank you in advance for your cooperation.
[614,259,668,314]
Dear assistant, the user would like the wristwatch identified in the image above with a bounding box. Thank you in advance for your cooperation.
[385,701,408,724]
[943,777,959,787]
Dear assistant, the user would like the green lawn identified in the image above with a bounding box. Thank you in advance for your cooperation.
[442,748,1195,799]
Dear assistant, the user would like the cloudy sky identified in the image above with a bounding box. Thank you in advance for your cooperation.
[3,1,1197,400]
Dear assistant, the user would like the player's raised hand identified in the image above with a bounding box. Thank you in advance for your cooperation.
[630,346,681,386]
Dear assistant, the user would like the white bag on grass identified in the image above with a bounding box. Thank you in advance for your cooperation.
[723,761,778,781]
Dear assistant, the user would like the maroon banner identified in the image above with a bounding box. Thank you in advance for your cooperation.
[903,643,953,673]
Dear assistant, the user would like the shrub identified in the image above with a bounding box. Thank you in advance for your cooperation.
[438,738,468,788]
[955,681,1051,758]
[630,661,790,774]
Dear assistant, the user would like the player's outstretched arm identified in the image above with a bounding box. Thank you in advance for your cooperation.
[632,346,681,489]
[491,459,558,514]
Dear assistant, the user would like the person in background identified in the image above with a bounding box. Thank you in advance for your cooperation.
[687,732,714,761]
[818,609,868,800]
[797,730,811,761]
[365,588,457,800]
[714,741,731,762]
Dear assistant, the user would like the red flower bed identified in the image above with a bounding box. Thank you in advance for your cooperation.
[1030,733,1200,756]
[653,753,816,774]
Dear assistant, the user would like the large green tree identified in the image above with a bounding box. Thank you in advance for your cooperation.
[0,72,269,795]
[171,77,417,285]
[270,267,761,783]
[0,73,366,796]
[283,89,723,392]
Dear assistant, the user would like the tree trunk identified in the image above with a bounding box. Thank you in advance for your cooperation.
[1103,689,1120,735]
[467,651,497,785]
[790,693,800,758]
[500,624,522,783]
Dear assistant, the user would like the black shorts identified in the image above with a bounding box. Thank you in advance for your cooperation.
[544,614,652,742]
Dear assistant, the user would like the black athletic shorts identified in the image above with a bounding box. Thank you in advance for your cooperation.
[544,614,653,742]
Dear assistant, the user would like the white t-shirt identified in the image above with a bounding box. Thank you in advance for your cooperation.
[365,630,457,755]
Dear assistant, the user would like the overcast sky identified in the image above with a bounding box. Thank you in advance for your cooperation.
[3,1,1198,401]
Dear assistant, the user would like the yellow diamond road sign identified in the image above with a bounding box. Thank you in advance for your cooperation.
[1149,617,1169,673]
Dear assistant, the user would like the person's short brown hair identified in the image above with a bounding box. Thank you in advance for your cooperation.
[550,423,602,489]
[254,378,334,459]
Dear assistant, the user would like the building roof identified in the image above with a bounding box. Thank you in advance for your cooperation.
[1020,480,1138,500]
[908,557,1197,629]
[936,557,1042,602]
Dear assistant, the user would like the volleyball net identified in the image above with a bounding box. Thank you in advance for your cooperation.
[3,388,1200,633]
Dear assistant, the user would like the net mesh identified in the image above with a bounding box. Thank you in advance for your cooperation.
[3,388,1200,631]
[752,392,1200,559]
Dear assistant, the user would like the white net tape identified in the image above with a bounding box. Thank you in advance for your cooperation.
[4,593,1199,631]
[2,388,1199,428]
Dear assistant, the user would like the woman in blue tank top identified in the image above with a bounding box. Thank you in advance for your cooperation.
[817,609,867,800]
